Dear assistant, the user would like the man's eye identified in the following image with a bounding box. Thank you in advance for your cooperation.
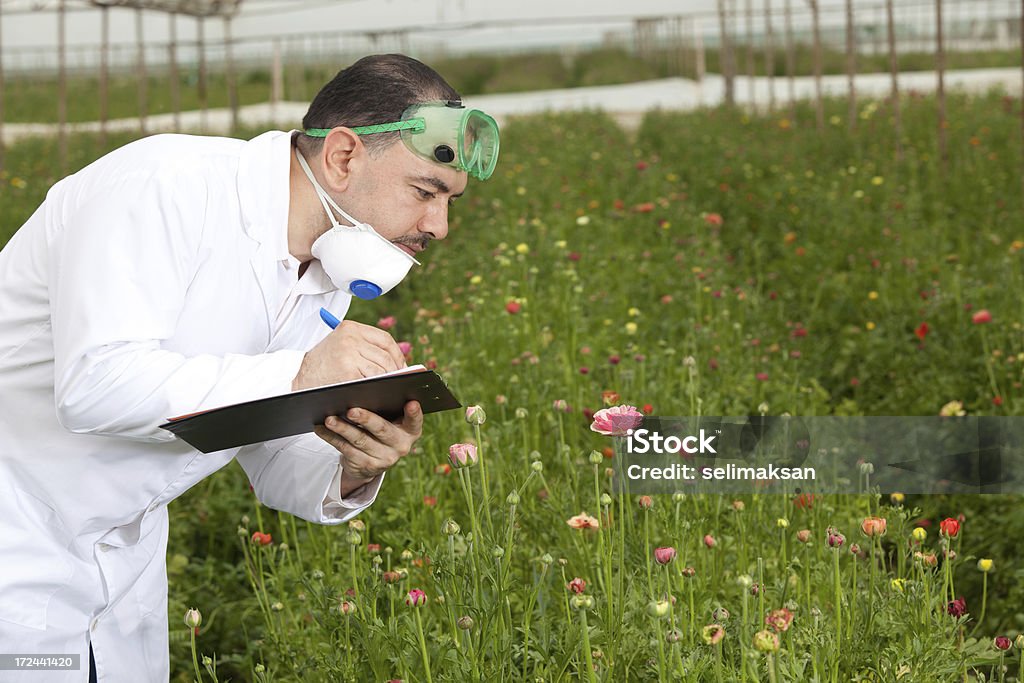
[415,187,435,200]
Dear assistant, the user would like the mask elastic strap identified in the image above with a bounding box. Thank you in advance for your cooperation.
[294,148,363,229]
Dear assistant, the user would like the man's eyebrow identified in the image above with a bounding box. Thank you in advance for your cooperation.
[411,175,463,197]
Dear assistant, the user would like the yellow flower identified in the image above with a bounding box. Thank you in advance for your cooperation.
[978,558,994,573]
[890,578,906,592]
[871,176,884,186]
[554,240,567,248]
[939,400,966,417]
[515,243,529,255]
[625,322,638,335]
[576,216,591,226]
[515,186,526,196]
[10,177,27,189]
[868,291,879,300]
[890,492,905,505]
[776,518,789,528]
[628,307,641,317]
[912,527,927,542]
[865,321,876,331]
[469,275,482,285]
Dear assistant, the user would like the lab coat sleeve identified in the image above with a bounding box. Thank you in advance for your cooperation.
[236,432,385,524]
[48,163,305,441]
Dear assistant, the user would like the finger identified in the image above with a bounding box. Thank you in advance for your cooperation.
[344,322,406,370]
[347,407,406,448]
[324,415,391,460]
[315,423,386,472]
[356,343,400,374]
[400,401,424,438]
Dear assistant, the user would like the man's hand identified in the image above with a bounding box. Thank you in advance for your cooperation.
[293,320,406,392]
[313,400,424,497]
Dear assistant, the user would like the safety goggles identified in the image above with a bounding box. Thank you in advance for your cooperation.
[304,100,499,181]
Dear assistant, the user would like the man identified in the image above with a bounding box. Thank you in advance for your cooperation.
[0,54,499,681]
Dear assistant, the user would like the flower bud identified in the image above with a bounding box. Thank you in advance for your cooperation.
[796,529,812,543]
[372,556,383,567]
[753,629,780,653]
[588,450,604,465]
[340,600,355,615]
[311,569,324,581]
[271,602,284,611]
[703,534,717,548]
[912,527,927,542]
[465,405,487,425]
[443,518,461,536]
[531,460,544,473]
[457,615,474,630]
[638,495,654,510]
[571,594,594,610]
[654,547,677,565]
[515,407,529,419]
[978,558,994,573]
[567,577,586,594]
[776,518,789,529]
[702,624,726,645]
[731,500,745,511]
[240,515,250,526]
[346,531,362,546]
[405,589,427,607]
[506,491,520,506]
[540,553,554,566]
[666,629,683,644]
[448,442,479,469]
[737,574,753,588]
[994,636,1012,651]
[492,546,505,559]
[348,519,365,531]
[859,462,875,475]
[672,492,686,503]
[712,607,730,622]
[600,493,613,506]
[1015,634,1024,650]
[682,566,696,578]
[647,600,671,618]
[184,608,202,629]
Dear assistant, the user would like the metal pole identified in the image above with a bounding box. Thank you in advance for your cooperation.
[100,5,109,147]
[0,0,6,172]
[58,0,67,174]
[936,0,947,169]
[846,0,856,131]
[197,16,208,132]
[169,12,180,131]
[745,0,755,106]
[717,0,735,106]
[785,0,796,112]
[136,7,147,135]
[225,14,239,134]
[886,0,902,161]
[765,0,776,112]
[810,0,824,130]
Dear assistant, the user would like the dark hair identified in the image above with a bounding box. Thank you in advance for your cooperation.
[297,54,459,158]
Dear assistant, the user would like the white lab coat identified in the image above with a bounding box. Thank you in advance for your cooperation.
[0,130,385,681]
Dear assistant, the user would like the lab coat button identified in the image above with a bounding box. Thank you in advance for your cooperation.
[98,543,111,552]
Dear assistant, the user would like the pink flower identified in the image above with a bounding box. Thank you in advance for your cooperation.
[994,636,1012,651]
[638,495,654,510]
[505,301,521,314]
[704,213,724,227]
[567,577,586,594]
[377,316,397,330]
[765,608,793,632]
[397,341,412,356]
[755,372,769,382]
[702,624,725,645]
[447,443,478,469]
[861,516,887,537]
[567,512,600,530]
[405,589,427,607]
[947,596,968,618]
[654,547,677,565]
[972,309,992,324]
[703,534,717,548]
[796,529,812,543]
[590,405,643,436]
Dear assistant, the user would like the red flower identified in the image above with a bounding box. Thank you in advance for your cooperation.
[251,531,272,546]
[635,160,649,171]
[567,577,587,593]
[793,493,816,510]
[946,596,968,618]
[579,367,589,375]
[505,301,522,314]
[703,534,717,548]
[642,403,654,414]
[994,636,1012,651]
[972,309,992,324]
[993,396,1003,406]
[756,372,769,382]
[423,496,437,507]
[601,447,614,459]
[634,202,655,213]
[915,322,929,340]
[939,517,960,538]
[704,213,724,227]
[638,496,654,510]
[608,354,621,365]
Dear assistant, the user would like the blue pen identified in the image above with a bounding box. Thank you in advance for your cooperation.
[319,307,341,330]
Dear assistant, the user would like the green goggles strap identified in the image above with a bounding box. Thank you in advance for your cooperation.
[304,119,425,137]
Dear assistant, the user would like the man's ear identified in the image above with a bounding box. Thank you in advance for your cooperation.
[320,127,364,192]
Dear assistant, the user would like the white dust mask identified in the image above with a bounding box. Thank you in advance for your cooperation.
[296,147,418,299]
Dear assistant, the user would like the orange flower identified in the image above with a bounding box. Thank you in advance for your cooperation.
[861,516,887,537]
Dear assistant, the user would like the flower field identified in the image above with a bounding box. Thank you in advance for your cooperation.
[2,91,1024,681]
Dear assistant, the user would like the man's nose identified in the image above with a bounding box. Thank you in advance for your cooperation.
[421,202,449,241]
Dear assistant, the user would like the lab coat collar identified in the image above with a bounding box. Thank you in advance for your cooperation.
[236,130,334,296]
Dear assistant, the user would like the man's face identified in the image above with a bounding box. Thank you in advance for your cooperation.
[338,140,468,257]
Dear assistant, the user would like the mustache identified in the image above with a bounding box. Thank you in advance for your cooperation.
[392,235,432,251]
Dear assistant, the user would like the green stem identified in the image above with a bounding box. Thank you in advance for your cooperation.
[190,628,204,683]
[414,608,433,683]
[833,550,842,683]
[473,423,495,537]
[579,609,597,683]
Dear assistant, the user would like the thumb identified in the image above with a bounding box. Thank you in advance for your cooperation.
[403,400,424,436]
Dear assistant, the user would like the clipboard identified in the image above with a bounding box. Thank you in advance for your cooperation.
[159,365,461,453]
